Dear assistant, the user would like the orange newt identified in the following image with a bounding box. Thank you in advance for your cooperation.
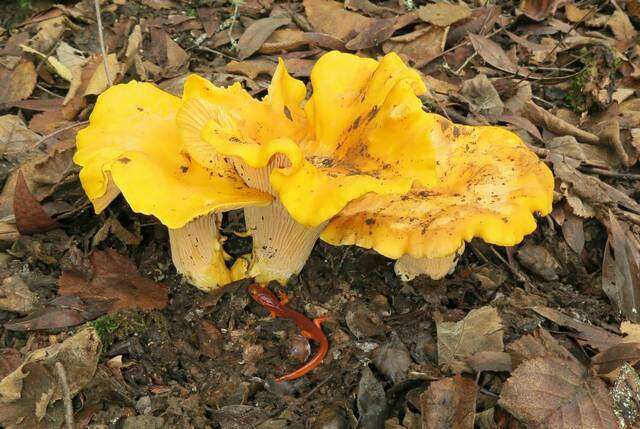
[249,283,328,381]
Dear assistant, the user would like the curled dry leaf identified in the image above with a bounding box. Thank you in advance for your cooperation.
[591,342,640,376]
[417,3,471,27]
[421,375,478,429]
[0,327,101,429]
[507,328,577,367]
[382,26,447,68]
[602,211,640,323]
[518,0,561,21]
[437,306,504,373]
[357,366,387,428]
[0,276,38,314]
[58,248,168,313]
[372,332,412,384]
[226,59,276,79]
[13,170,59,235]
[523,101,600,144]
[303,0,372,41]
[499,356,617,428]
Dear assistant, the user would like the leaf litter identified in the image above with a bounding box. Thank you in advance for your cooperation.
[1,0,640,427]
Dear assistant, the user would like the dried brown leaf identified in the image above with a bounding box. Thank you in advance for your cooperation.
[562,213,585,254]
[418,3,471,27]
[345,17,396,50]
[437,306,504,373]
[226,60,276,80]
[466,351,512,374]
[13,170,58,235]
[0,60,36,105]
[532,306,621,351]
[58,248,168,312]
[237,15,291,60]
[608,9,638,45]
[84,54,120,96]
[303,0,372,41]
[566,4,592,23]
[523,101,600,143]
[382,26,447,68]
[592,342,640,376]
[499,356,617,428]
[507,328,577,368]
[519,0,561,21]
[460,74,503,116]
[0,276,38,314]
[421,375,478,429]
[602,212,640,322]
[468,34,517,74]
[260,28,308,54]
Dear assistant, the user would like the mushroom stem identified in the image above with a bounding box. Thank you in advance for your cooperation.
[394,244,465,281]
[234,155,323,284]
[168,213,232,291]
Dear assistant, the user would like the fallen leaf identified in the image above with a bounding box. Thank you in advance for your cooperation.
[139,0,177,9]
[164,35,190,75]
[499,356,617,428]
[123,24,143,74]
[225,59,276,80]
[466,351,512,373]
[344,0,393,16]
[562,213,585,254]
[372,332,411,384]
[259,28,308,54]
[383,26,447,68]
[421,376,477,429]
[237,15,291,60]
[303,0,372,41]
[0,349,21,380]
[0,60,36,105]
[611,363,640,427]
[84,54,120,96]
[592,342,640,376]
[524,101,600,143]
[357,366,387,428]
[21,44,72,82]
[519,0,561,21]
[608,9,637,46]
[602,212,640,322]
[3,295,112,331]
[516,243,560,281]
[0,328,101,429]
[92,217,142,247]
[566,4,592,23]
[0,115,40,166]
[417,3,471,27]
[345,17,397,50]
[468,34,518,74]
[197,8,219,37]
[507,328,577,368]
[58,248,168,312]
[437,306,504,373]
[460,74,504,116]
[532,306,621,351]
[13,170,59,235]
[0,276,38,314]
[283,58,315,77]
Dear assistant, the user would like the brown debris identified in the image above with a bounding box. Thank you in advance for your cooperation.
[421,375,478,429]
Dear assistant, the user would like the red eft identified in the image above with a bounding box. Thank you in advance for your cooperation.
[249,283,328,381]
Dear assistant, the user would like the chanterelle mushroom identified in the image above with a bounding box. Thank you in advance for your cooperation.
[321,118,554,280]
[178,51,442,283]
[74,81,272,291]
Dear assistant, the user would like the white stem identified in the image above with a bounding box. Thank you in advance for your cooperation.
[168,213,232,291]
[234,155,322,284]
[394,244,465,281]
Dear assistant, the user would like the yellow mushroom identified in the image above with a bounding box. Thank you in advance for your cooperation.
[177,51,441,283]
[321,118,554,280]
[74,82,272,291]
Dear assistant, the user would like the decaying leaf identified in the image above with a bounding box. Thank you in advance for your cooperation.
[84,54,120,96]
[303,0,372,41]
[460,74,504,117]
[357,366,387,428]
[592,342,640,376]
[382,26,447,68]
[608,9,637,47]
[523,101,600,144]
[13,170,59,234]
[58,248,168,312]
[466,351,512,374]
[92,217,142,247]
[0,276,38,314]
[421,375,478,429]
[507,328,577,367]
[602,211,640,322]
[226,59,276,79]
[499,356,617,428]
[55,42,88,104]
[469,34,518,74]
[237,15,291,60]
[437,306,504,373]
[417,3,471,27]
[0,60,37,105]
[518,0,561,21]
[531,306,621,351]
[0,327,101,429]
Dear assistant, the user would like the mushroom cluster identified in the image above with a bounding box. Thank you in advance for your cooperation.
[75,51,553,291]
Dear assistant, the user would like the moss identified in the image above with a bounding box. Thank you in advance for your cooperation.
[91,310,168,351]
[564,60,597,115]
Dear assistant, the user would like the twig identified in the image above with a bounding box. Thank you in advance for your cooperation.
[36,84,64,98]
[32,121,89,149]
[579,166,640,180]
[227,2,241,50]
[94,0,112,87]
[55,362,74,429]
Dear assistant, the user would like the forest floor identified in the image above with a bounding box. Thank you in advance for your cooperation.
[1,0,640,428]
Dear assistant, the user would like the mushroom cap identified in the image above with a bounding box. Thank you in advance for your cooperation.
[177,51,440,226]
[321,116,554,259]
[74,81,272,229]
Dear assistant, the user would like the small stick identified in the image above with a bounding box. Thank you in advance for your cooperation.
[55,362,74,429]
[94,0,112,87]
[32,121,89,149]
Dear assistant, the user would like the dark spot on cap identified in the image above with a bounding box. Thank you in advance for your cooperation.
[180,165,189,173]
[452,127,460,139]
[118,157,131,164]
[365,218,375,225]
[137,107,144,112]
[283,106,292,121]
